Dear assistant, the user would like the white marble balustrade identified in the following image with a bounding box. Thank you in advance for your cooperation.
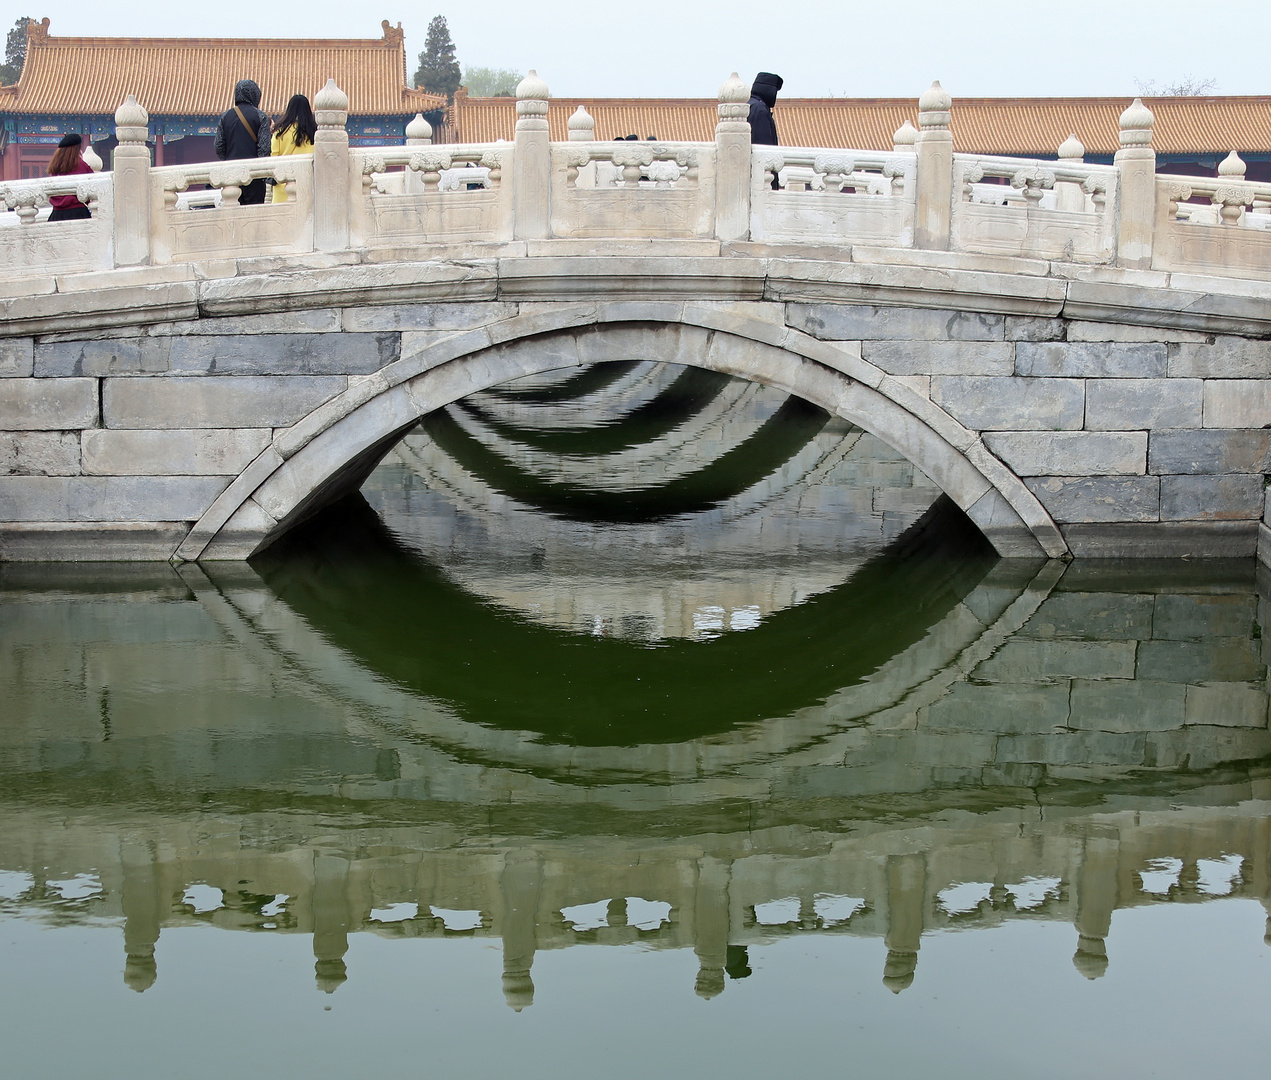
[2,74,1271,285]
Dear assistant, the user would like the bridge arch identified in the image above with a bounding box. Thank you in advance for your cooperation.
[177,303,1068,561]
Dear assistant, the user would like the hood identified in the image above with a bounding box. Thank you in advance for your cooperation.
[751,72,783,108]
[233,79,262,107]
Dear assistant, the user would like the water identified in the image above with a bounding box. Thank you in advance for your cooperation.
[1,362,1269,1078]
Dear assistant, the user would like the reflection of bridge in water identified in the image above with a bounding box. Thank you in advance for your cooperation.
[1,552,1269,1005]
[369,359,942,640]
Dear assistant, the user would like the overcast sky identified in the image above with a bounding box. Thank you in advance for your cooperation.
[17,2,1270,99]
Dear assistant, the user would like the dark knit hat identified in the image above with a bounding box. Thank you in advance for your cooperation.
[57,133,82,148]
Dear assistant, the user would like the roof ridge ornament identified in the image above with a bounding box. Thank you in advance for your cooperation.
[380,20,404,48]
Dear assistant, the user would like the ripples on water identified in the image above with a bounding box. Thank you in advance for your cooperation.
[1,361,1269,1079]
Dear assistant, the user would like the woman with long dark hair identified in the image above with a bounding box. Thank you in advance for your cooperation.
[46,133,93,221]
[270,94,316,203]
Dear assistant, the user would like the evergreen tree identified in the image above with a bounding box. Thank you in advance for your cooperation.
[0,16,31,85]
[412,16,461,102]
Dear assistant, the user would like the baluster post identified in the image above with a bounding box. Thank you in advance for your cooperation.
[1114,98,1155,268]
[404,112,433,195]
[914,81,953,250]
[112,95,152,267]
[313,79,351,252]
[513,70,551,240]
[714,72,751,242]
[567,105,595,141]
[1055,134,1087,213]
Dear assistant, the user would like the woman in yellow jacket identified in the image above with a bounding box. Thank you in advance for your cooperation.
[270,94,316,203]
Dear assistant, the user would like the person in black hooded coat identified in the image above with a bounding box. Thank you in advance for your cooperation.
[747,72,783,146]
[214,79,272,205]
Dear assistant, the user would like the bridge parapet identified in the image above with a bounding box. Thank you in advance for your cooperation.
[3,75,1271,284]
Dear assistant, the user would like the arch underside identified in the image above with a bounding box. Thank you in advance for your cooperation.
[179,309,1067,562]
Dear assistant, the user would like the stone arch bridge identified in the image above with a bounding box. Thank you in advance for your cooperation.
[3,75,1271,561]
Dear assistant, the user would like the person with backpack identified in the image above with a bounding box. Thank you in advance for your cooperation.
[214,79,272,205]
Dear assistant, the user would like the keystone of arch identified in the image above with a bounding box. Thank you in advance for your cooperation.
[177,301,1068,562]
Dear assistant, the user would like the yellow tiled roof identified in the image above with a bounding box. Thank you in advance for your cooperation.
[448,90,1271,156]
[0,18,447,117]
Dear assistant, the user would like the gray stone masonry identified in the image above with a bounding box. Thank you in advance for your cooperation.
[931,376,1084,430]
[0,432,80,475]
[1024,476,1160,523]
[861,341,1013,376]
[1160,474,1264,521]
[786,304,1004,341]
[1148,430,1271,475]
[1167,338,1271,378]
[4,295,1271,560]
[103,376,346,429]
[82,429,273,476]
[984,431,1145,476]
[1084,379,1203,430]
[0,339,34,377]
[1015,342,1166,378]
[0,475,230,521]
[36,333,399,378]
[0,378,98,430]
[1202,381,1271,428]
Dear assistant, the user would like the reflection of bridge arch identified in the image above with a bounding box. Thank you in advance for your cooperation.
[187,545,1048,791]
[178,308,1066,561]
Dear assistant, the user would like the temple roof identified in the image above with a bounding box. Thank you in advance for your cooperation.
[0,18,447,117]
[448,88,1271,157]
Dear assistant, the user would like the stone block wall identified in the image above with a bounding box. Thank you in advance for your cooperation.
[0,312,405,559]
[2,295,1270,561]
[789,303,1271,558]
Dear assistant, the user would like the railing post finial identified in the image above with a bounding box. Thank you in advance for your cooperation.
[567,106,595,142]
[892,120,918,154]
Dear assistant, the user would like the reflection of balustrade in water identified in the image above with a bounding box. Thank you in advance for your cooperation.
[1,555,1269,1004]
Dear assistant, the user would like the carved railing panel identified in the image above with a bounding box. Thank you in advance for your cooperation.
[351,144,513,246]
[148,158,315,264]
[0,174,114,275]
[547,142,715,240]
[1152,172,1271,279]
[950,154,1117,263]
[749,147,916,248]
